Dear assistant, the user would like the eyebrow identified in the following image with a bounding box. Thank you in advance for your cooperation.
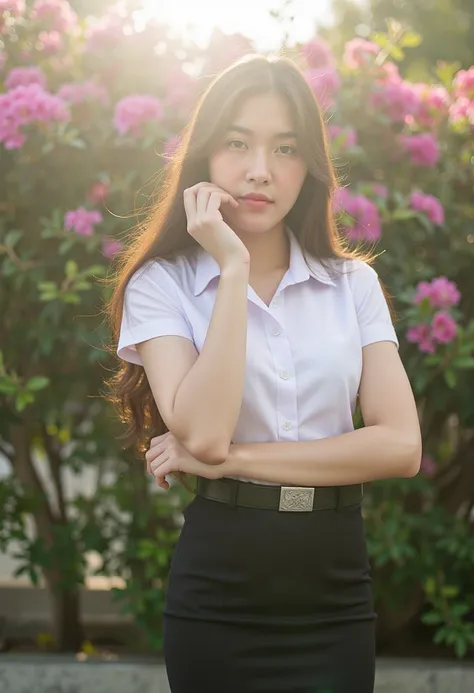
[226,125,297,139]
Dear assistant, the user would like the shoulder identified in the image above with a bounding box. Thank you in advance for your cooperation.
[127,252,198,297]
[324,257,379,298]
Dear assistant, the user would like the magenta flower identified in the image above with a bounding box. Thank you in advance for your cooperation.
[57,80,109,106]
[414,277,461,309]
[301,38,335,69]
[449,97,474,128]
[371,80,421,123]
[327,124,357,150]
[431,311,457,344]
[406,323,435,354]
[113,94,164,137]
[30,0,77,33]
[402,133,440,167]
[410,84,449,128]
[0,0,25,16]
[85,11,127,54]
[343,38,379,70]
[453,66,474,100]
[0,83,69,149]
[5,66,47,90]
[38,30,63,54]
[370,183,388,199]
[101,236,122,258]
[86,181,110,204]
[306,68,341,110]
[409,191,445,226]
[334,188,382,242]
[64,207,103,237]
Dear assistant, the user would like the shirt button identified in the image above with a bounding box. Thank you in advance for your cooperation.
[279,371,290,380]
[271,297,279,307]
[271,327,281,336]
[282,421,293,431]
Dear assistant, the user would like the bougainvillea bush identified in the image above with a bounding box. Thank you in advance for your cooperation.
[1,1,474,655]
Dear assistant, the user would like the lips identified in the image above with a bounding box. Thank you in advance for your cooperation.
[241,193,273,202]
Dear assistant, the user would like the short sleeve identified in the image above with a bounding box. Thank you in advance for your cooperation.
[348,261,399,349]
[117,262,193,366]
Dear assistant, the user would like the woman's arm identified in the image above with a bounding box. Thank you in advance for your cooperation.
[137,262,249,464]
[225,341,422,485]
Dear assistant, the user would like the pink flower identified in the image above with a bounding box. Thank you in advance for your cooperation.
[38,30,63,54]
[409,191,445,226]
[30,0,77,33]
[85,10,126,54]
[163,134,181,159]
[64,207,103,236]
[406,323,435,354]
[431,311,457,344]
[87,181,110,204]
[0,0,25,16]
[414,277,461,309]
[327,124,357,150]
[449,97,474,128]
[0,83,69,149]
[101,236,122,258]
[402,132,440,167]
[301,37,335,69]
[410,84,449,129]
[453,66,474,100]
[371,80,421,122]
[334,188,382,242]
[113,94,164,137]
[5,66,47,90]
[343,38,379,70]
[306,68,341,110]
[420,455,437,477]
[57,80,109,106]
[370,183,388,199]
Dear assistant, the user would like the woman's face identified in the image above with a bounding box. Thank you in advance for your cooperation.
[208,91,308,236]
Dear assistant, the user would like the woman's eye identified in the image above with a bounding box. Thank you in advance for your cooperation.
[277,145,297,155]
[227,139,246,149]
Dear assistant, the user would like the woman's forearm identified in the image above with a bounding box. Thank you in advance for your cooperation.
[225,425,422,486]
[172,262,249,463]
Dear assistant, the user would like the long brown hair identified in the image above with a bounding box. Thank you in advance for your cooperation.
[104,53,372,459]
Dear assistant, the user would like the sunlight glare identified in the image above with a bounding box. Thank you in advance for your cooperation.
[136,0,333,50]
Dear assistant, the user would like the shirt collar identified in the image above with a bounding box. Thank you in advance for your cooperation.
[193,228,335,297]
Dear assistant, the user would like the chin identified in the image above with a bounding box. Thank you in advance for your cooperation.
[234,214,284,236]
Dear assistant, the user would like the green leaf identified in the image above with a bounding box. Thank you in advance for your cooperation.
[26,376,50,392]
[5,230,23,247]
[444,368,457,388]
[65,260,78,278]
[454,357,474,369]
[400,31,422,48]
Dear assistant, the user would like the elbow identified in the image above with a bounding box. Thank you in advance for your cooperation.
[183,437,230,465]
[400,436,423,478]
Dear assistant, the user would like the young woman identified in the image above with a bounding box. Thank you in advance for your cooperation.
[108,54,421,693]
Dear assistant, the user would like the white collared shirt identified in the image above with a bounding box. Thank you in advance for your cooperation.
[118,231,398,485]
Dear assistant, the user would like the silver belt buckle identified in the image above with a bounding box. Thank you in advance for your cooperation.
[279,486,315,512]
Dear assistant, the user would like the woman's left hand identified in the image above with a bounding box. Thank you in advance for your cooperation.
[145,432,227,489]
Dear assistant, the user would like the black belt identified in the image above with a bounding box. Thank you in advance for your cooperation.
[196,477,363,512]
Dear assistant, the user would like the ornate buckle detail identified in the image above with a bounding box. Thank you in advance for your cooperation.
[279,487,315,512]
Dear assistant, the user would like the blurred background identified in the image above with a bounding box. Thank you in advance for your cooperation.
[1,0,474,675]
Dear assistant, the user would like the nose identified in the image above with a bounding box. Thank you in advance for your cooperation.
[245,148,271,185]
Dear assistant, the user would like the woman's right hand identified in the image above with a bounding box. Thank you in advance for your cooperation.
[183,182,250,269]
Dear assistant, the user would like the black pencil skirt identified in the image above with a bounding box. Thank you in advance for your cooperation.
[163,489,376,693]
